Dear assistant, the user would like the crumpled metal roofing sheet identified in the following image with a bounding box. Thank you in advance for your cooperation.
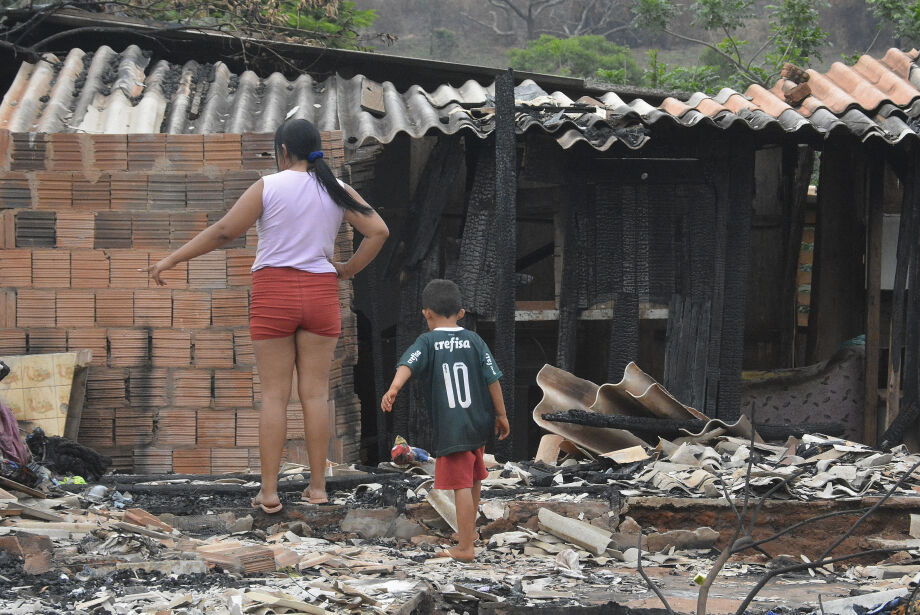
[2,45,920,149]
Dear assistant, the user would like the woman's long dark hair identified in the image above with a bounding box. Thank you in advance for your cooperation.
[273,118,373,215]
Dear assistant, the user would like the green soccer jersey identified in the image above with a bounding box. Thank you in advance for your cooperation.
[397,327,503,457]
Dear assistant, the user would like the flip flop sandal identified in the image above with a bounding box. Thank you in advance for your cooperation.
[302,490,330,505]
[251,497,282,514]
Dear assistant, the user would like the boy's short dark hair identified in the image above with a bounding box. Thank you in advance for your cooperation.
[422,279,462,317]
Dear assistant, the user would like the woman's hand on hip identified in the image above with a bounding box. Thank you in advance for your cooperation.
[332,261,353,280]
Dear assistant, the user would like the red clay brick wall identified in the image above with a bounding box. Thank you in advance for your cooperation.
[0,130,362,473]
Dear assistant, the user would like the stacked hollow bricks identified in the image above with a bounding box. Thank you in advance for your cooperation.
[0,130,362,472]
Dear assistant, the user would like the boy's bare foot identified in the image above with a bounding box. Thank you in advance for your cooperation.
[435,546,475,562]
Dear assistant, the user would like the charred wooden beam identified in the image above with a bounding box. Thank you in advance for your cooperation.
[806,143,866,365]
[779,146,815,365]
[456,144,497,315]
[607,184,640,383]
[494,68,517,460]
[716,138,755,420]
[864,150,886,446]
[555,180,582,372]
[880,148,920,449]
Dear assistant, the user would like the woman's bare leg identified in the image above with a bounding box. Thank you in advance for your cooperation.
[253,336,296,509]
[294,329,338,503]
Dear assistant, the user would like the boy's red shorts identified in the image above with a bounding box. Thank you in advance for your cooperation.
[434,446,489,490]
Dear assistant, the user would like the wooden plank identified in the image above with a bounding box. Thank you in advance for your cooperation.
[0,477,45,499]
[3,503,63,522]
[865,154,885,446]
[64,362,90,441]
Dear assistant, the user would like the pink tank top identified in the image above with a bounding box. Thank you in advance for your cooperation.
[252,170,345,274]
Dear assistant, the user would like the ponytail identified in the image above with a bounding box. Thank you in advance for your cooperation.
[274,118,373,215]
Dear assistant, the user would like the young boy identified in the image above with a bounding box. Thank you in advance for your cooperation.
[382,279,510,562]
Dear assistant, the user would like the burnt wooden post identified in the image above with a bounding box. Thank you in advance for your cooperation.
[494,68,516,459]
[556,176,583,372]
[779,145,815,365]
[881,147,920,448]
[607,185,640,383]
[715,138,755,420]
[367,259,389,461]
[885,150,916,434]
[807,143,867,365]
[864,149,886,446]
[701,146,730,418]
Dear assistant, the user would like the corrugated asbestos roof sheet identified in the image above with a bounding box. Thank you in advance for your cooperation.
[2,45,920,150]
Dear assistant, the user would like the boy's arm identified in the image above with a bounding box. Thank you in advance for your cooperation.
[382,365,413,412]
[489,380,510,440]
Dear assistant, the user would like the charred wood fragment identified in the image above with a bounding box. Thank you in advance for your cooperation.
[456,143,498,315]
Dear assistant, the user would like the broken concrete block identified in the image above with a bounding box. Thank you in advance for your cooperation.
[227,514,253,534]
[537,508,612,556]
[0,534,54,574]
[910,514,920,539]
[618,516,640,534]
[18,534,54,574]
[390,516,425,540]
[644,527,719,552]
[341,507,398,539]
[124,508,174,533]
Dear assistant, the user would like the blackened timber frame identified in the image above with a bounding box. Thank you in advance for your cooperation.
[493,69,517,460]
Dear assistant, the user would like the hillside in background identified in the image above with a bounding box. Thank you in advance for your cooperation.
[353,0,896,88]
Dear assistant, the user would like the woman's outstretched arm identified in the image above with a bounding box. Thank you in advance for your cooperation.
[333,184,389,280]
[144,179,264,285]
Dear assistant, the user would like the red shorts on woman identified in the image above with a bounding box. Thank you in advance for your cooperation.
[434,446,489,490]
[250,266,341,340]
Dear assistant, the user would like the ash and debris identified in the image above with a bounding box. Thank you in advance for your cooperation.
[0,434,919,615]
[1,370,920,613]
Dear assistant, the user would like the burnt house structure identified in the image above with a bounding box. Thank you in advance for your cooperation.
[0,27,918,464]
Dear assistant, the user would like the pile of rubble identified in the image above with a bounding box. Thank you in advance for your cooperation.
[0,435,915,615]
[0,363,919,613]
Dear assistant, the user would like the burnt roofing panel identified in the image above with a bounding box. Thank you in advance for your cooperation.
[2,45,920,150]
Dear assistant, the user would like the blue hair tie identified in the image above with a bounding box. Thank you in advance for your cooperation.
[307,151,324,163]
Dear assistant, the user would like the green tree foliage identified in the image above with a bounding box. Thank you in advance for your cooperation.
[1,0,379,58]
[638,49,722,92]
[867,0,920,45]
[632,0,830,88]
[508,34,641,82]
[430,28,459,60]
[144,0,378,48]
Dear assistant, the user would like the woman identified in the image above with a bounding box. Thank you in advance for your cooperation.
[145,119,389,513]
